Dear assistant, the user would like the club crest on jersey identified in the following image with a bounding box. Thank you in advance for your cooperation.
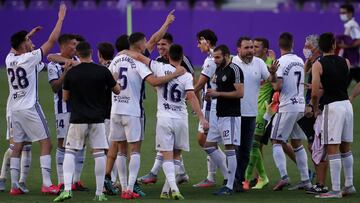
[222,75,227,81]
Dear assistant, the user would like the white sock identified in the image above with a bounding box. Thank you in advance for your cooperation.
[55,148,65,184]
[174,159,181,176]
[273,144,288,178]
[205,147,228,179]
[127,153,140,192]
[10,157,20,188]
[225,150,236,190]
[63,150,76,191]
[161,180,171,194]
[74,148,85,183]
[178,156,186,175]
[341,151,353,187]
[294,145,309,181]
[93,151,106,196]
[111,157,118,183]
[150,152,163,175]
[329,154,342,191]
[40,155,53,187]
[116,153,127,191]
[19,145,32,183]
[162,160,179,192]
[0,145,13,179]
[206,155,216,182]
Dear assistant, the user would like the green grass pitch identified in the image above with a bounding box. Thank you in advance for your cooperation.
[0,69,359,202]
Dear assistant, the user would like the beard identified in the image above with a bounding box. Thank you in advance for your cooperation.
[217,58,226,69]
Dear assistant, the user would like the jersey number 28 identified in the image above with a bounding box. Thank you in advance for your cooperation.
[7,67,29,89]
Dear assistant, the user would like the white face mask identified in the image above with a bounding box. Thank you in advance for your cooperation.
[340,14,349,22]
[303,48,312,59]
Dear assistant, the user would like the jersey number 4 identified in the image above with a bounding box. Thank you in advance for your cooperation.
[163,83,181,102]
[7,67,29,89]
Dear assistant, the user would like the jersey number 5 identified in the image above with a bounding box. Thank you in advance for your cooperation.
[163,83,181,102]
[119,67,127,90]
[7,67,29,89]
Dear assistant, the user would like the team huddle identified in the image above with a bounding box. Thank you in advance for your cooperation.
[1,3,358,201]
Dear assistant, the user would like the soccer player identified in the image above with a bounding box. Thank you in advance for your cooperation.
[271,32,311,191]
[312,32,355,198]
[47,34,89,192]
[108,32,185,199]
[6,4,66,195]
[54,42,121,202]
[204,45,244,195]
[122,44,208,200]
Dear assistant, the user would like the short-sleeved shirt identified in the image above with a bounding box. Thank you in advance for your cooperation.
[276,54,305,113]
[156,55,194,74]
[201,54,217,110]
[232,55,270,117]
[215,62,244,117]
[149,60,194,119]
[47,56,79,114]
[344,18,360,39]
[108,54,152,117]
[6,49,45,111]
[63,62,117,123]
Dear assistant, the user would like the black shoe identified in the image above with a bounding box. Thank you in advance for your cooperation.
[306,184,328,195]
[249,178,258,188]
[222,179,228,186]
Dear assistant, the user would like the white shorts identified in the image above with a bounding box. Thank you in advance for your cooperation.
[6,115,12,140]
[207,117,241,146]
[109,114,144,143]
[198,108,217,134]
[104,119,110,142]
[66,123,109,150]
[55,113,70,139]
[271,112,306,141]
[321,100,353,145]
[11,103,50,143]
[156,116,189,152]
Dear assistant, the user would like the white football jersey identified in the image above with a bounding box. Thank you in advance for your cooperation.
[201,54,217,110]
[276,54,305,112]
[109,54,152,117]
[6,49,45,111]
[47,56,79,115]
[149,60,194,119]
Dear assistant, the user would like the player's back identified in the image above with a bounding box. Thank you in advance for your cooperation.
[5,49,44,111]
[277,54,305,112]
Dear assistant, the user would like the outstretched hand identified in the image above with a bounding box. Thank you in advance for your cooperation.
[58,4,67,21]
[26,26,43,38]
[165,9,175,25]
[269,60,279,74]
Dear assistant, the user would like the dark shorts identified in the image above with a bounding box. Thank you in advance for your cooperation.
[297,116,316,144]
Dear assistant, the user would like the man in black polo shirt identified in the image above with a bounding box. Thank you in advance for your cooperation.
[54,42,120,202]
[205,45,244,195]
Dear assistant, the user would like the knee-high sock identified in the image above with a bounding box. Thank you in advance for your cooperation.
[116,153,127,191]
[294,145,309,181]
[204,147,228,179]
[162,160,179,192]
[341,151,353,187]
[328,154,341,191]
[273,144,287,179]
[63,150,76,191]
[40,155,53,187]
[0,145,13,179]
[111,157,118,183]
[127,152,140,191]
[178,155,186,175]
[225,150,237,190]
[10,157,20,188]
[74,148,85,183]
[93,151,106,196]
[150,152,163,175]
[206,155,216,182]
[55,148,65,184]
[19,144,32,183]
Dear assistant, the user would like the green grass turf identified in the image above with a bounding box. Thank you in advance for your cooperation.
[0,68,359,202]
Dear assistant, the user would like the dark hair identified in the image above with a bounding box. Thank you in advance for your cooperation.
[74,34,86,42]
[341,4,355,14]
[11,30,28,50]
[76,41,92,58]
[214,44,230,56]
[169,44,183,62]
[319,32,335,53]
[97,42,114,60]
[115,34,130,52]
[253,37,269,49]
[58,34,77,45]
[162,33,173,44]
[196,29,218,46]
[278,32,293,51]
[236,36,251,48]
[129,32,146,46]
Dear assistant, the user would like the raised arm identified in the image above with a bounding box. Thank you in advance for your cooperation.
[47,54,79,64]
[41,4,67,56]
[145,66,186,87]
[26,26,43,39]
[146,9,175,53]
[267,60,278,83]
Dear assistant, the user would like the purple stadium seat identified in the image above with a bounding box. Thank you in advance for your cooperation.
[168,0,189,10]
[98,0,119,9]
[145,0,167,10]
[276,1,296,13]
[53,0,73,8]
[326,2,341,13]
[130,0,143,9]
[302,1,321,12]
[3,0,26,10]
[75,0,97,10]
[194,0,215,10]
[28,0,52,10]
